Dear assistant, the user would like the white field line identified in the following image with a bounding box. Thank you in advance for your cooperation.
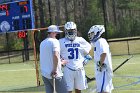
[0,69,35,72]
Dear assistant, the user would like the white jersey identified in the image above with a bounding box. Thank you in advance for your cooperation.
[93,38,113,75]
[40,38,63,79]
[59,37,91,69]
[92,38,114,92]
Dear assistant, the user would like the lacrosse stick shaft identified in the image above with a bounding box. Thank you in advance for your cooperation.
[53,77,56,93]
[113,55,133,72]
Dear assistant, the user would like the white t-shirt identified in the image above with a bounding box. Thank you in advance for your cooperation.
[40,38,63,79]
[59,37,91,69]
[93,38,113,74]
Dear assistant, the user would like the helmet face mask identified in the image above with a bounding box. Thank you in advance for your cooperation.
[65,29,77,41]
[64,22,77,41]
[88,32,95,41]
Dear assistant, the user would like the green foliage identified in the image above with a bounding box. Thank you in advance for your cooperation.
[14,39,24,50]
[4,37,16,51]
[118,17,132,37]
[131,19,140,36]
[77,0,103,41]
[117,1,140,9]
[116,16,140,38]
[127,2,140,9]
[107,23,116,38]
[0,0,140,52]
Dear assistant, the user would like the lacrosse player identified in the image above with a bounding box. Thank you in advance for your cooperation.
[40,25,67,93]
[88,25,114,93]
[59,21,91,93]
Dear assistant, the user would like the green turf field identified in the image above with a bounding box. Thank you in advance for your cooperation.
[0,54,140,93]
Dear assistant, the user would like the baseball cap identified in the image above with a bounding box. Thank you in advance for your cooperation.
[47,25,63,33]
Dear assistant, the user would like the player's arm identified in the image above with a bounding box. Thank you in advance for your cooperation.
[52,51,59,77]
[97,53,107,72]
[83,54,92,66]
[61,58,68,66]
[100,53,106,65]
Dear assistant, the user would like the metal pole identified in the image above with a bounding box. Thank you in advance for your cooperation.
[32,30,40,86]
[6,32,10,64]
[23,31,29,61]
[127,40,130,55]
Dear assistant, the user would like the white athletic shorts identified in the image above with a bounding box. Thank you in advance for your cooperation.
[63,66,88,91]
[95,70,114,93]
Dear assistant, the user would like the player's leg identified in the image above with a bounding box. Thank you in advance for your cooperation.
[103,71,114,93]
[95,70,105,93]
[63,67,75,92]
[96,70,113,93]
[75,68,88,92]
[75,89,81,93]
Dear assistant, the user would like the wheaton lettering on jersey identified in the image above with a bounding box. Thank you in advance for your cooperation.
[65,43,80,48]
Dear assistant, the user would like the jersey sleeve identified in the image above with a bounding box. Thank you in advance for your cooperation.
[99,39,109,54]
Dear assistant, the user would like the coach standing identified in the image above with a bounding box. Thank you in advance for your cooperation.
[40,25,67,93]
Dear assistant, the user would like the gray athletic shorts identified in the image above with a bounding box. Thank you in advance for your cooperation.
[42,76,68,93]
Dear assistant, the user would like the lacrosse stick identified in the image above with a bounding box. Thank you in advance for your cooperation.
[53,76,56,93]
[113,55,133,72]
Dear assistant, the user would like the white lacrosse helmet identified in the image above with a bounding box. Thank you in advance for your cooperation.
[88,25,105,42]
[64,21,77,41]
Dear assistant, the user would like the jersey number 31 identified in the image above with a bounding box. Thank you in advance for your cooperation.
[68,48,78,59]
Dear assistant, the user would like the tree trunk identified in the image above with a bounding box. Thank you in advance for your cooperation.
[38,0,45,27]
[55,0,61,25]
[64,0,69,22]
